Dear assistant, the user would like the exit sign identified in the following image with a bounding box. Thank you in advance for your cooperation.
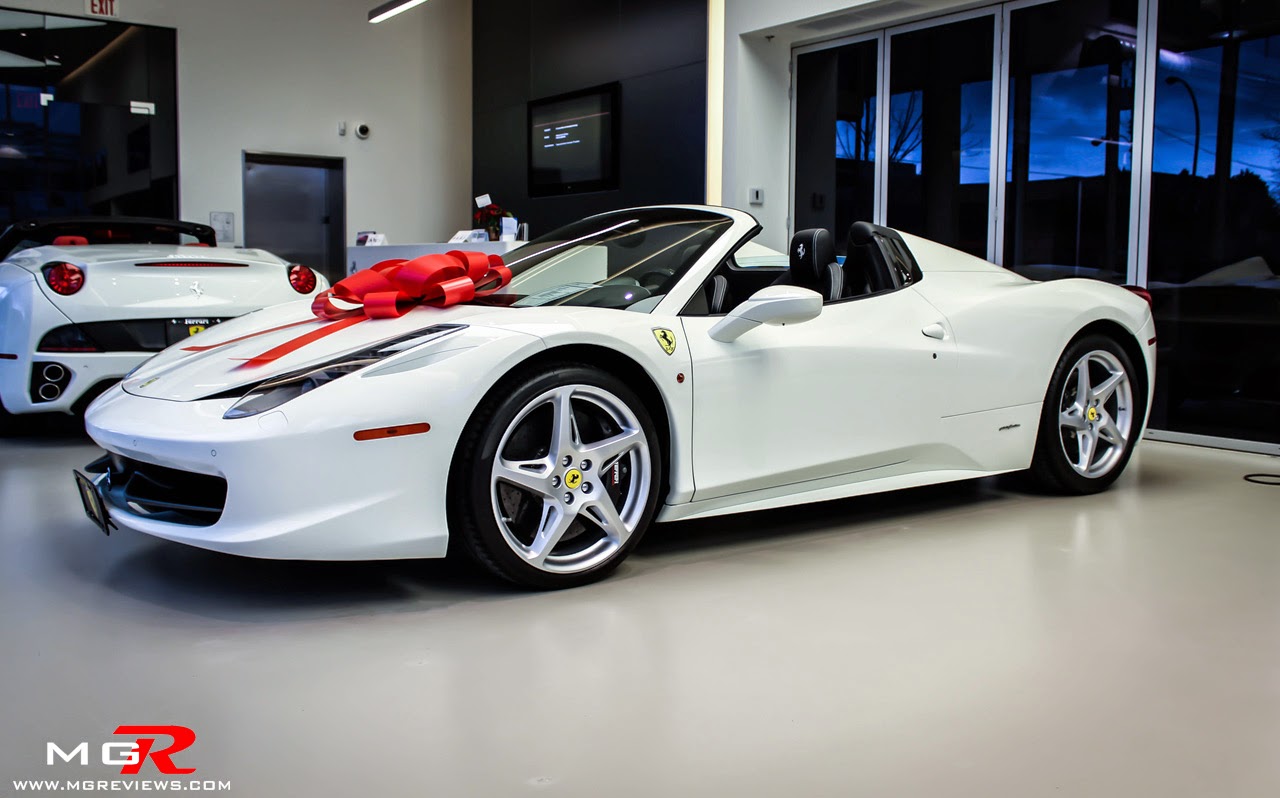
[85,0,119,18]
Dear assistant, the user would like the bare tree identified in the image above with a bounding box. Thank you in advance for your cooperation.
[1261,113,1280,200]
[836,98,875,161]
[888,91,924,163]
[835,89,982,165]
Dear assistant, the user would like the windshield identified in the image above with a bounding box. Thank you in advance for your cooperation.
[478,208,734,311]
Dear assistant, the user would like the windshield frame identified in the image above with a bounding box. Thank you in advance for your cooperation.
[480,206,753,313]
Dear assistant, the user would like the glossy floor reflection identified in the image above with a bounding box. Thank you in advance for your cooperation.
[1,435,1277,796]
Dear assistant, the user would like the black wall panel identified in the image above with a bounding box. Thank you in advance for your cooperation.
[472,0,707,235]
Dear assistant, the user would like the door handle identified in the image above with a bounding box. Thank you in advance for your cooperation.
[921,323,946,340]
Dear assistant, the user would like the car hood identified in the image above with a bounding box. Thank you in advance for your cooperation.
[118,299,593,402]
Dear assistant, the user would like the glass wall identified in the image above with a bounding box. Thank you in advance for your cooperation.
[791,0,1279,447]
[0,7,177,226]
[794,37,877,253]
[1146,0,1280,443]
[1003,0,1137,283]
[887,15,994,258]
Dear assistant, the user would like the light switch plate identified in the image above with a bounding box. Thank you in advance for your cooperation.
[749,187,764,205]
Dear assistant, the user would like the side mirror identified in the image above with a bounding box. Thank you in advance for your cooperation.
[708,285,823,342]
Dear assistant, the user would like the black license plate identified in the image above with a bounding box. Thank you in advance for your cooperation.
[166,318,224,345]
[73,470,113,536]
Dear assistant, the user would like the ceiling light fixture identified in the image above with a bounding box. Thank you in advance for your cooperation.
[368,0,431,23]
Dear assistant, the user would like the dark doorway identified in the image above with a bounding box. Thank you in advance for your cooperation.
[243,152,345,283]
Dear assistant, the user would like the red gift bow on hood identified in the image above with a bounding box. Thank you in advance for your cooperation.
[312,250,511,320]
[183,251,511,368]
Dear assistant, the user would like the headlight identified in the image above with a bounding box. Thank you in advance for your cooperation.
[222,325,464,419]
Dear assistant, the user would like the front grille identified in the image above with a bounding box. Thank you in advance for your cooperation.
[97,454,227,527]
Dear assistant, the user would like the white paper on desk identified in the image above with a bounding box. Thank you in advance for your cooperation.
[448,230,472,243]
[500,217,518,241]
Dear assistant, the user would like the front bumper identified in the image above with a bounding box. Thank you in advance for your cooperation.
[84,384,454,560]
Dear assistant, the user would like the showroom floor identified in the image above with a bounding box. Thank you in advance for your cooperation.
[1,433,1278,796]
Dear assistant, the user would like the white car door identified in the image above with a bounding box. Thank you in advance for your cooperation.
[679,285,956,502]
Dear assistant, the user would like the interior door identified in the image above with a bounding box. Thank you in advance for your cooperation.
[243,154,345,282]
[680,286,955,502]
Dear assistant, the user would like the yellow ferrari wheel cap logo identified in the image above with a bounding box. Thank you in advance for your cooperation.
[565,469,583,490]
[1086,406,1099,422]
[653,328,677,356]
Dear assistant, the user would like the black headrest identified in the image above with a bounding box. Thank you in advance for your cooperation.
[789,228,835,287]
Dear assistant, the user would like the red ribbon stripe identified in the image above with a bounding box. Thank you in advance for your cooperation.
[182,251,511,368]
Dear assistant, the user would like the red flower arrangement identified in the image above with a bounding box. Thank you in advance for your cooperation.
[473,203,513,240]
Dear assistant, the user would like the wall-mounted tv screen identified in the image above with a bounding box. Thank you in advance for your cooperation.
[528,84,619,197]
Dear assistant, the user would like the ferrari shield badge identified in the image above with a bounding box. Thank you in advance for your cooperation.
[652,328,677,356]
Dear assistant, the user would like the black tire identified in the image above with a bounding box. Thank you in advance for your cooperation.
[0,398,16,437]
[448,363,663,589]
[1029,334,1145,494]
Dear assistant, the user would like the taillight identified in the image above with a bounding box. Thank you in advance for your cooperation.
[1122,284,1152,306]
[38,324,100,353]
[43,262,85,295]
[288,264,317,294]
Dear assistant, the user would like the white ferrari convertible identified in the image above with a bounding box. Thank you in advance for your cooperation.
[78,206,1155,588]
[0,217,328,429]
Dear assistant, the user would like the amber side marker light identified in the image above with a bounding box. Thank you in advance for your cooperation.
[354,423,431,441]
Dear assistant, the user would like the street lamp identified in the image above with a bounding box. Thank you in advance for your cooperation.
[1164,75,1201,177]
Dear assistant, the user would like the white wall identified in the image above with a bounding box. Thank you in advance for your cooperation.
[720,0,977,250]
[6,0,472,246]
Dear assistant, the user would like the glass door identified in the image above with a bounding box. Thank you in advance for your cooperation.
[1001,0,1139,284]
[793,35,879,253]
[1143,0,1280,444]
[886,14,996,259]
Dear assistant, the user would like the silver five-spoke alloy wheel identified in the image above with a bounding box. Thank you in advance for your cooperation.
[490,384,652,574]
[1057,349,1133,479]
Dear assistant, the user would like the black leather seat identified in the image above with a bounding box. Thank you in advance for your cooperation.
[777,228,843,301]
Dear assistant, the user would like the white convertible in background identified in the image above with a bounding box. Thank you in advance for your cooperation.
[0,217,328,429]
[79,206,1154,588]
